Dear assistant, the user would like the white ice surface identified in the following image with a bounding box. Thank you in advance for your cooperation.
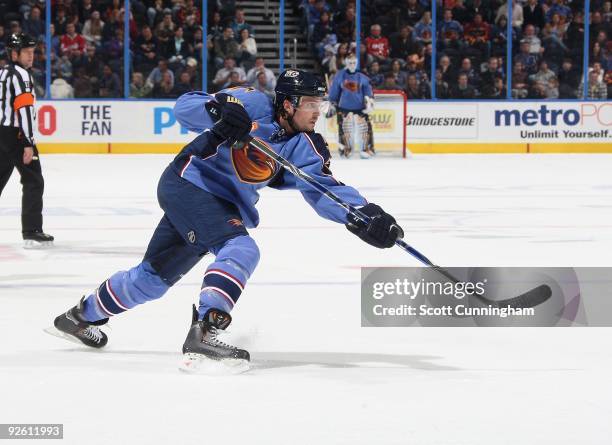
[1,154,611,444]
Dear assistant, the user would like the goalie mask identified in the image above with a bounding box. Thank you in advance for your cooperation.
[345,55,358,74]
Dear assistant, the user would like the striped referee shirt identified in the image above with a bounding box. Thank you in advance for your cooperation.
[0,62,36,146]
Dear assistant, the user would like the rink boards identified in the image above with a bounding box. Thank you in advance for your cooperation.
[35,99,612,154]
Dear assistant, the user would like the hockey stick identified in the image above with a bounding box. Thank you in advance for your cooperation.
[238,136,552,309]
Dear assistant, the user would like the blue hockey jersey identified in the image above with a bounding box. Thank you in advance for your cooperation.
[171,87,367,228]
[328,69,373,112]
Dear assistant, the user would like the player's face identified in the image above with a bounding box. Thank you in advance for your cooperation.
[292,97,323,132]
[18,48,35,68]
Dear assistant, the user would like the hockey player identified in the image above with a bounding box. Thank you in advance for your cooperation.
[51,70,403,371]
[327,54,375,158]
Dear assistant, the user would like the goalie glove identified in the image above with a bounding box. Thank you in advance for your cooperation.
[363,96,374,114]
[325,102,337,119]
[346,203,404,249]
[206,93,252,146]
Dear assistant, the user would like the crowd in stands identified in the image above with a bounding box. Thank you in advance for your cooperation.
[303,0,611,99]
[0,1,609,99]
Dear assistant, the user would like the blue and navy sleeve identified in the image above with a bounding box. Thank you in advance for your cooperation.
[328,71,342,104]
[273,132,367,224]
[173,91,218,132]
[362,74,373,98]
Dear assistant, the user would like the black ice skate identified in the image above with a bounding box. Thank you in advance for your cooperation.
[47,297,109,348]
[23,230,54,249]
[180,305,250,374]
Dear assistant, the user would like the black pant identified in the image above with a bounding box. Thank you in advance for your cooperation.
[0,127,45,233]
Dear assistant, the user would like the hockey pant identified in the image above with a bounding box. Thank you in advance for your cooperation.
[81,166,260,322]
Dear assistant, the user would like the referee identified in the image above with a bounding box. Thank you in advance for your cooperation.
[0,33,53,247]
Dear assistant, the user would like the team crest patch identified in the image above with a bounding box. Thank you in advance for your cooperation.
[187,230,196,244]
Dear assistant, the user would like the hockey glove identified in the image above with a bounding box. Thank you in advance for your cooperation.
[325,102,337,119]
[346,203,404,249]
[209,93,252,145]
[363,96,374,114]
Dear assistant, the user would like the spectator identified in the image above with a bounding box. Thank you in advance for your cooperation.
[435,69,451,98]
[405,54,426,82]
[545,0,571,24]
[165,27,190,68]
[515,39,539,74]
[496,1,523,29]
[390,25,420,61]
[79,0,95,22]
[512,61,529,98]
[231,8,254,40]
[402,0,425,27]
[335,4,356,43]
[208,11,224,41]
[531,60,557,86]
[438,55,455,84]
[246,57,276,89]
[147,59,175,90]
[438,9,464,58]
[22,6,44,40]
[483,75,507,99]
[378,72,402,90]
[237,28,257,71]
[458,57,481,89]
[53,54,73,82]
[558,59,581,98]
[213,27,240,69]
[98,64,121,97]
[451,0,471,25]
[327,41,349,75]
[212,57,246,90]
[73,44,103,85]
[130,72,152,98]
[481,56,504,87]
[253,71,275,99]
[464,13,491,64]
[367,61,384,88]
[389,59,407,86]
[522,24,543,55]
[451,73,476,98]
[155,10,176,47]
[73,67,95,98]
[176,0,201,27]
[365,24,390,64]
[467,0,492,24]
[134,25,159,73]
[172,71,193,97]
[50,71,74,98]
[61,23,87,59]
[153,70,175,98]
[82,10,105,47]
[147,0,164,28]
[523,0,545,31]
[413,11,433,46]
[405,73,430,99]
[312,10,335,58]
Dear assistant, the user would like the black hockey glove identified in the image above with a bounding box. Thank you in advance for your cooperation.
[346,203,404,249]
[208,93,252,146]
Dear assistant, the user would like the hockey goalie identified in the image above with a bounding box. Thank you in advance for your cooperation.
[327,54,375,159]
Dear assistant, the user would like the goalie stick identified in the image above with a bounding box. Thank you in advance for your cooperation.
[235,136,552,310]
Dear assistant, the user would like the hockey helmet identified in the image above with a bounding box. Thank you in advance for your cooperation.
[274,69,327,115]
[7,33,37,52]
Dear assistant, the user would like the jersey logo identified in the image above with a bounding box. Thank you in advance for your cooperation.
[343,80,359,92]
[227,218,244,227]
[187,230,196,244]
[231,139,278,184]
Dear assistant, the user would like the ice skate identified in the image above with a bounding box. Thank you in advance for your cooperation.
[23,230,54,249]
[45,297,109,348]
[180,305,250,374]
